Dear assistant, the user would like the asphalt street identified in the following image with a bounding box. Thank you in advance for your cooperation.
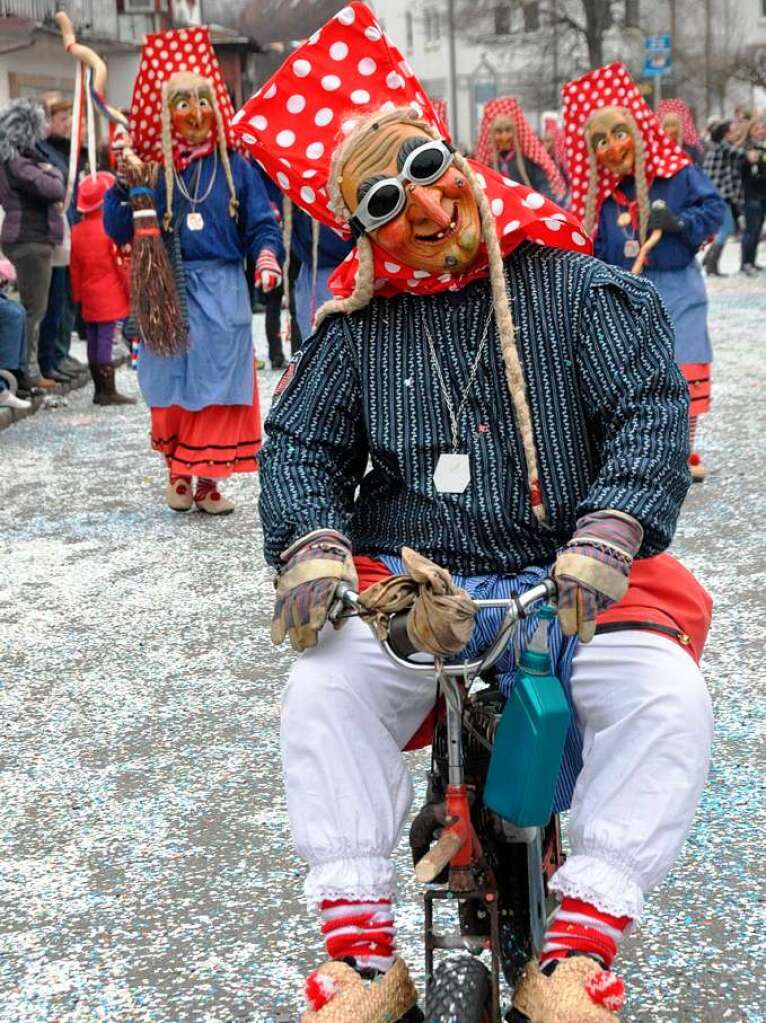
[1,243,764,1023]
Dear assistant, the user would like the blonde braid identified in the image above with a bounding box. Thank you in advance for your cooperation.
[583,144,600,236]
[160,83,175,231]
[452,149,546,523]
[632,128,650,243]
[314,233,375,325]
[512,122,532,188]
[210,91,239,219]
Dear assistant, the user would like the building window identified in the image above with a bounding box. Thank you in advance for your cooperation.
[625,0,640,28]
[424,7,441,42]
[495,4,512,36]
[405,11,414,50]
[523,1,540,32]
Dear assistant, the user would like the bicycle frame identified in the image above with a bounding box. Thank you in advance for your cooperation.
[337,578,557,1021]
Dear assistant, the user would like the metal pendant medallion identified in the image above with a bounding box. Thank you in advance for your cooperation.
[623,239,640,258]
[186,212,204,231]
[433,453,471,494]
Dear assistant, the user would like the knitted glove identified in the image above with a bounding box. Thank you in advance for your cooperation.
[255,248,282,293]
[554,510,644,643]
[647,200,684,235]
[272,530,358,652]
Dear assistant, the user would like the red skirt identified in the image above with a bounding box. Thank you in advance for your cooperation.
[680,362,711,417]
[150,372,261,479]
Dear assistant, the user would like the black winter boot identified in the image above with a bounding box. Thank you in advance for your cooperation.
[95,364,136,406]
[704,242,728,276]
[89,363,103,405]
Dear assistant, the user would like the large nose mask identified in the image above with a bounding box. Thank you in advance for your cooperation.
[587,111,636,177]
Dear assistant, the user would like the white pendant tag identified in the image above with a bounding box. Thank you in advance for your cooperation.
[624,239,640,258]
[186,212,204,231]
[434,453,470,494]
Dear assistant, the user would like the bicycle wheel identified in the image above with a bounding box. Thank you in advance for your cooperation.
[425,956,493,1023]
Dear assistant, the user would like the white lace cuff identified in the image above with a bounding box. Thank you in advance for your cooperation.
[549,853,645,924]
[304,854,397,912]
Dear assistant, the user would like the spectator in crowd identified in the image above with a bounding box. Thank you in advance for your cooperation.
[739,116,766,276]
[701,119,744,276]
[0,259,30,410]
[37,95,87,382]
[69,171,134,406]
[0,98,65,397]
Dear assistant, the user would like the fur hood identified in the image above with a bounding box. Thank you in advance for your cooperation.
[0,98,48,163]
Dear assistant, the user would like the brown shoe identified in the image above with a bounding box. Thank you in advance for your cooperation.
[94,364,136,406]
[35,376,59,391]
[166,478,194,512]
[512,957,625,1022]
[300,958,418,1023]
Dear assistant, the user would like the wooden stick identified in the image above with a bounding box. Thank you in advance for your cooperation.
[414,830,464,883]
[631,228,663,274]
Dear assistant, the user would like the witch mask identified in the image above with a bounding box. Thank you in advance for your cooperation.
[166,73,215,146]
[492,116,517,155]
[339,119,481,274]
[586,107,636,178]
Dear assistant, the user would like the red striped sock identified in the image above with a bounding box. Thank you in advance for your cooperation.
[320,899,396,974]
[540,897,631,970]
[194,477,218,501]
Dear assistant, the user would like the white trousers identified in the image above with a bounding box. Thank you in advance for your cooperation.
[281,618,713,922]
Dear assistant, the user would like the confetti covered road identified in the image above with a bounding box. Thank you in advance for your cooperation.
[1,246,764,1023]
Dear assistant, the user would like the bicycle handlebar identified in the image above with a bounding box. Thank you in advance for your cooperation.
[333,577,556,679]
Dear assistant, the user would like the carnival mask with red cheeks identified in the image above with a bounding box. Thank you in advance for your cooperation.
[168,84,215,146]
[492,117,516,155]
[587,107,636,178]
[340,121,482,275]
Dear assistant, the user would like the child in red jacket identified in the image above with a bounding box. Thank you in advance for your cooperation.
[70,172,134,406]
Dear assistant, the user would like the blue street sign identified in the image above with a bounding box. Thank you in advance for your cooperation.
[644,33,672,77]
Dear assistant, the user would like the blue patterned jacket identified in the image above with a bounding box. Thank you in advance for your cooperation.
[259,243,690,574]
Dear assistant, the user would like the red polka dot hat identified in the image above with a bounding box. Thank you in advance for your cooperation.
[233,2,591,299]
[657,98,700,151]
[562,61,691,230]
[128,26,236,164]
[474,96,566,200]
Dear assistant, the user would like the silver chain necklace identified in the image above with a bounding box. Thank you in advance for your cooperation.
[174,151,218,230]
[421,306,495,453]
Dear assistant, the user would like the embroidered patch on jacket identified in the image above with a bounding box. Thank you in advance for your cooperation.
[273,351,303,403]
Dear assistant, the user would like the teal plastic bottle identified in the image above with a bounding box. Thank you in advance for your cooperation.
[483,606,571,827]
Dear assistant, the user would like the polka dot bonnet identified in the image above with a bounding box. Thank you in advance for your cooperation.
[562,61,691,230]
[657,98,700,150]
[233,2,591,300]
[474,96,566,200]
[129,26,236,164]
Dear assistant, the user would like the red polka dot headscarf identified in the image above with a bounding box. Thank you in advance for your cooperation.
[128,26,236,163]
[233,3,589,299]
[657,99,700,151]
[562,62,691,229]
[474,96,566,200]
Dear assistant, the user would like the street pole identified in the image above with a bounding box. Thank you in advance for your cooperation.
[654,72,662,111]
[448,0,459,142]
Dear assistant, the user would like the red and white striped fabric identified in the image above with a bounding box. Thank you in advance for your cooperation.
[657,98,701,150]
[255,248,282,292]
[474,95,566,199]
[320,898,396,973]
[540,896,631,970]
[562,62,691,229]
[232,2,591,301]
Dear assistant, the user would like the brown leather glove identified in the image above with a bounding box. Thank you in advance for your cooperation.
[271,530,358,652]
